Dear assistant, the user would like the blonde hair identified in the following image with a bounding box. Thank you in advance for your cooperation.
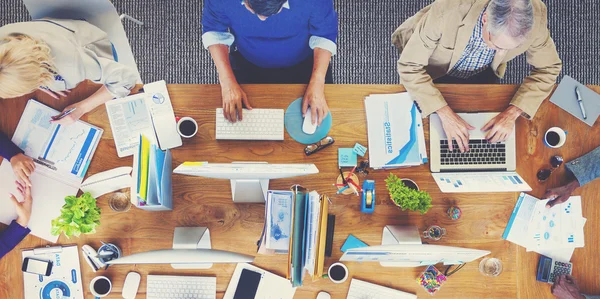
[0,34,56,99]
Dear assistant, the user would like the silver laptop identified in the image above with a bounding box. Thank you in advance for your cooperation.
[430,112,516,172]
[429,112,530,193]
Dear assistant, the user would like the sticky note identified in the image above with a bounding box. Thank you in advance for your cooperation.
[353,143,367,157]
[338,148,357,167]
[341,234,368,253]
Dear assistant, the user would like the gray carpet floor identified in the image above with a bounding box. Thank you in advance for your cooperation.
[1,0,599,85]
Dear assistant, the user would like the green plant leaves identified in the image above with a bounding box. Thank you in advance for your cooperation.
[385,173,432,214]
[51,192,101,238]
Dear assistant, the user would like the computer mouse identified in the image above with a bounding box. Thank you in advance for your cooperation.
[302,109,318,134]
[316,291,331,299]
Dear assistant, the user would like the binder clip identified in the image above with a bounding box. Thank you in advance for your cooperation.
[361,180,375,213]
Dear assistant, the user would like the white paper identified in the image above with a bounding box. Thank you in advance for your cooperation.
[224,263,296,299]
[12,100,102,183]
[0,162,75,243]
[143,80,182,150]
[432,172,532,193]
[365,93,426,169]
[22,245,84,299]
[304,191,321,275]
[105,93,155,157]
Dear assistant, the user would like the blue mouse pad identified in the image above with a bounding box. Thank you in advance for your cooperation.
[284,98,332,145]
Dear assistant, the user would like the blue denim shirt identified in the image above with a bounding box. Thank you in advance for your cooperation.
[565,146,600,186]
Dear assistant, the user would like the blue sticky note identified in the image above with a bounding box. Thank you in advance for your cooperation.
[353,143,367,157]
[338,148,357,167]
[341,234,368,253]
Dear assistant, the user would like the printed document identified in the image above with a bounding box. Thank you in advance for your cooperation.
[432,172,532,193]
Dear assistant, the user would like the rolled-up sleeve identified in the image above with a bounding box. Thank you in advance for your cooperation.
[565,146,600,187]
[201,0,233,49]
[308,0,338,55]
[97,58,137,98]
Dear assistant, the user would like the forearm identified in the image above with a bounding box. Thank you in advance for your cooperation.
[0,220,30,259]
[310,48,332,84]
[208,44,236,84]
[79,85,114,114]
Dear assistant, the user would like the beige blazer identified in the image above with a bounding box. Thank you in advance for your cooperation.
[392,0,562,118]
[0,18,137,98]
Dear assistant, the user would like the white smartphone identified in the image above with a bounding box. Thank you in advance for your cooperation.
[22,257,53,276]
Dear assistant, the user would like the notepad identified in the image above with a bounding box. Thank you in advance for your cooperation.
[550,75,600,127]
[338,148,357,167]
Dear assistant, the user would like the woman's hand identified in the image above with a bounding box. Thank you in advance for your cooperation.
[51,103,86,126]
[10,153,35,186]
[10,181,33,228]
[38,87,71,100]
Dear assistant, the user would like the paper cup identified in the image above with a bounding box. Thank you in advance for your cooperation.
[177,117,198,138]
[327,262,349,284]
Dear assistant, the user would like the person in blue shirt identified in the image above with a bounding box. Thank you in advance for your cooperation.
[0,181,33,260]
[202,0,338,124]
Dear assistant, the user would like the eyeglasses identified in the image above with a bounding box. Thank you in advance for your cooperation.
[537,155,564,182]
[304,136,335,156]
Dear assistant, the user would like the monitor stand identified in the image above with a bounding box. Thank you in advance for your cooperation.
[230,179,269,203]
[380,225,422,267]
[171,227,212,269]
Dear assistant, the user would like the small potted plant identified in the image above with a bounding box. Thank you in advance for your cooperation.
[385,173,432,214]
[51,192,102,238]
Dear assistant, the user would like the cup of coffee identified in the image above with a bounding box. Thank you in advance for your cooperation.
[177,117,198,138]
[544,127,567,148]
[90,276,112,298]
[327,262,349,284]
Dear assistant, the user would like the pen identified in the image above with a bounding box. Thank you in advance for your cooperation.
[51,107,77,121]
[336,185,349,194]
[575,87,587,120]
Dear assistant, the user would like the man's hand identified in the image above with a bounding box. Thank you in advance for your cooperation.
[302,81,328,125]
[481,106,522,143]
[221,79,252,122]
[10,181,33,228]
[10,153,35,187]
[551,275,586,299]
[544,180,580,208]
[436,106,475,152]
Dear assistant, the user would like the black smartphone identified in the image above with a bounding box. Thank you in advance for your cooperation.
[22,257,53,276]
[233,269,262,299]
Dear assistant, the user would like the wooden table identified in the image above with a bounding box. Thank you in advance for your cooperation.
[0,83,598,299]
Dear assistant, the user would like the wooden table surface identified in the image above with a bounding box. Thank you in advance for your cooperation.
[0,83,598,299]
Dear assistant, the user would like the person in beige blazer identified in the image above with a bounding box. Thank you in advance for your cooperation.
[393,0,562,152]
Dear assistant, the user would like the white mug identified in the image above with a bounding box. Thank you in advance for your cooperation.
[90,276,112,298]
[176,117,198,138]
[544,127,567,148]
[327,262,349,284]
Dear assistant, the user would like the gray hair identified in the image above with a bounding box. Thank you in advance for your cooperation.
[487,0,534,40]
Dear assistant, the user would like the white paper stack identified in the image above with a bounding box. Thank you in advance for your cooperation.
[364,93,427,169]
[503,193,586,261]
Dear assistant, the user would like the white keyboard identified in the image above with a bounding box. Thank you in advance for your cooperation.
[147,275,216,299]
[346,279,417,299]
[215,108,284,140]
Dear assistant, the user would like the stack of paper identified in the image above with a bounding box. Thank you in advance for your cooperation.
[364,93,427,169]
[503,193,586,261]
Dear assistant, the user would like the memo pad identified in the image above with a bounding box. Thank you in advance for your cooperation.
[550,75,600,127]
[284,98,332,144]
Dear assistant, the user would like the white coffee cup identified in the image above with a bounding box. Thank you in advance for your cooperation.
[327,262,349,284]
[176,117,198,138]
[90,276,112,298]
[544,127,567,148]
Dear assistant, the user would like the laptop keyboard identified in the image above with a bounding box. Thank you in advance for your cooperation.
[440,139,506,165]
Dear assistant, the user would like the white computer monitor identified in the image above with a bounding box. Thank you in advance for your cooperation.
[173,162,319,203]
[340,244,490,267]
[106,249,254,266]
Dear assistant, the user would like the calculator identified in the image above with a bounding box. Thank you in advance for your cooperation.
[536,255,573,284]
